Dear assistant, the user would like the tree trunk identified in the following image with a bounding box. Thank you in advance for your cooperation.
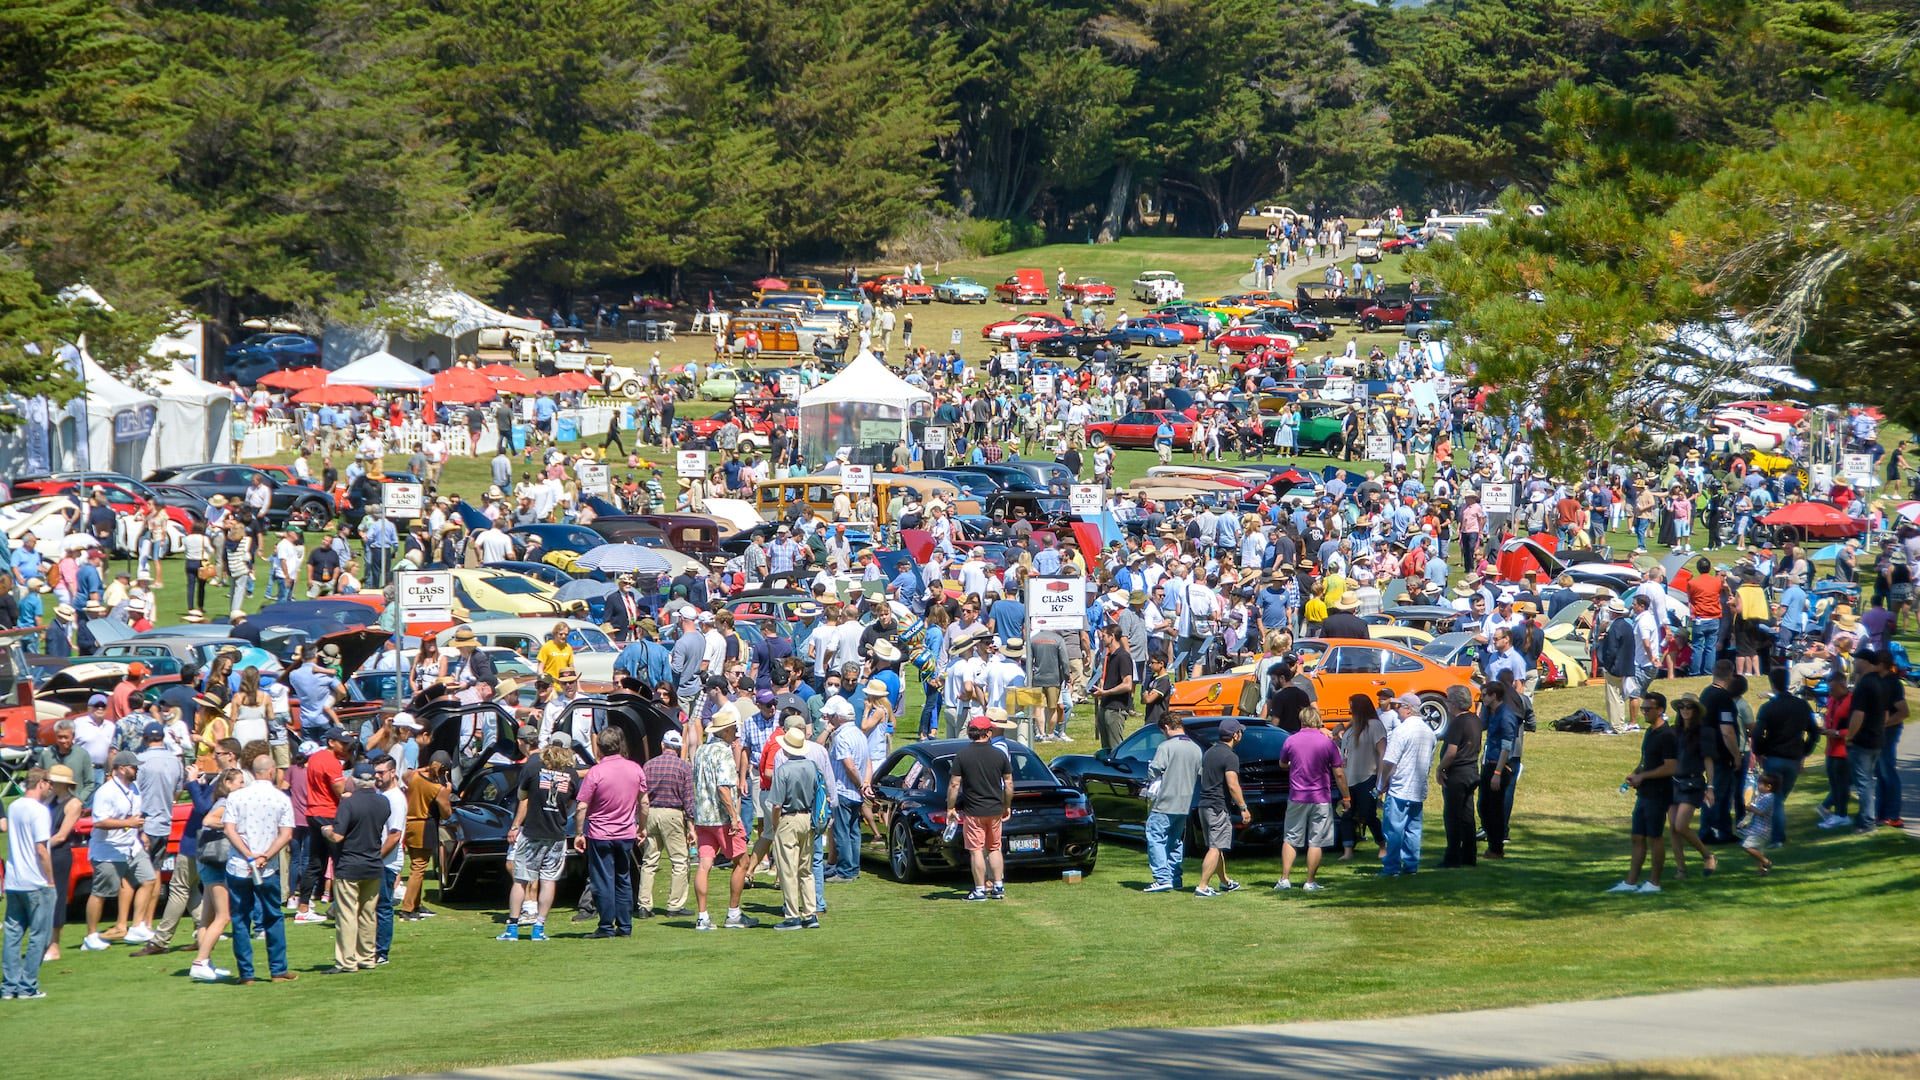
[1097,161,1134,243]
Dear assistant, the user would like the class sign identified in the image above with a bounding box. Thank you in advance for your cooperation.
[1025,575,1087,630]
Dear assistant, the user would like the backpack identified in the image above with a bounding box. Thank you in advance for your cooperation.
[808,758,832,833]
[1552,708,1610,734]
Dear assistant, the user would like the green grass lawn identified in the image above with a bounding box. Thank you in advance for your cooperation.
[8,724,1917,1079]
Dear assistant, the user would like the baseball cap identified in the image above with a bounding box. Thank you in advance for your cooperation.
[755,689,777,705]
[663,730,684,749]
[546,731,571,747]
[966,715,994,733]
[88,693,110,708]
[141,721,165,742]
[1218,718,1245,738]
[392,712,422,731]
[350,761,376,780]
[517,723,540,741]
[429,750,454,768]
[295,740,320,759]
[324,725,350,744]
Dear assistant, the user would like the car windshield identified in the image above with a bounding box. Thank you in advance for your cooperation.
[483,576,547,595]
[931,746,1055,783]
[568,627,615,652]
[1189,724,1286,757]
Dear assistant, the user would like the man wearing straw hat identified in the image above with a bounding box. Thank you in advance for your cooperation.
[766,725,824,931]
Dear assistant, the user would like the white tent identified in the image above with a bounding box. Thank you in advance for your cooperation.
[405,284,544,340]
[796,350,933,467]
[63,340,163,478]
[146,362,234,466]
[326,350,434,390]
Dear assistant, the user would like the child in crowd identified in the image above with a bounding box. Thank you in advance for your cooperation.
[1740,773,1778,874]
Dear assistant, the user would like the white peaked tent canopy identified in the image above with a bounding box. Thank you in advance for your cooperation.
[796,350,932,466]
[326,350,434,390]
[71,340,163,477]
[146,361,234,465]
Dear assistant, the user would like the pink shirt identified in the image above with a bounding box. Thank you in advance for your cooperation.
[576,754,648,841]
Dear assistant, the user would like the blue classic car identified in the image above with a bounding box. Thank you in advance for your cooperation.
[1107,322,1185,348]
[932,276,990,304]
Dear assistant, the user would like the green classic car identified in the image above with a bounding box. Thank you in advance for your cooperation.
[699,363,746,400]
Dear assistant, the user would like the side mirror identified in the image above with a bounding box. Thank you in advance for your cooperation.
[1093,749,1111,764]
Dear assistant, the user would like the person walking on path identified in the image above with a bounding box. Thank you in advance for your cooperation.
[1609,691,1677,894]
[1275,709,1350,892]
[1194,718,1250,896]
[1750,666,1819,845]
[573,727,648,938]
[4,768,56,1000]
[1378,697,1435,876]
[223,754,296,984]
[637,730,692,919]
[767,727,824,929]
[946,715,1013,902]
[1438,686,1483,869]
[1142,714,1203,892]
[498,736,578,942]
[323,762,391,973]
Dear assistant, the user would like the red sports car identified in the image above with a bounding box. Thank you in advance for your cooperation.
[1210,327,1296,357]
[1130,315,1205,343]
[861,275,933,303]
[1085,409,1196,449]
[982,313,1076,344]
[1719,400,1808,425]
[687,405,797,445]
[9,475,195,533]
[1062,277,1117,304]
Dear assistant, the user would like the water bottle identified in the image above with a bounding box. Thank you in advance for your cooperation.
[1617,780,1632,796]
[941,816,960,843]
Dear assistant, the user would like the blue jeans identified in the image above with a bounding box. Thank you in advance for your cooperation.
[1633,519,1650,549]
[1382,795,1425,874]
[3,886,55,996]
[585,838,634,934]
[919,687,943,739]
[229,872,289,980]
[1689,618,1721,677]
[287,827,309,902]
[1761,756,1802,843]
[1876,725,1903,822]
[375,866,397,958]
[829,799,862,879]
[812,830,827,912]
[1145,811,1188,887]
[268,575,293,604]
[1852,746,1882,827]
[1703,758,1740,843]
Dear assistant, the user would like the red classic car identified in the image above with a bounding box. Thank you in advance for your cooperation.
[1719,400,1808,425]
[1210,327,1297,357]
[993,269,1050,305]
[982,313,1076,344]
[1129,314,1205,343]
[1357,299,1413,332]
[0,799,196,899]
[1085,409,1196,449]
[8,474,196,534]
[860,275,933,303]
[686,405,797,447]
[1061,277,1116,304]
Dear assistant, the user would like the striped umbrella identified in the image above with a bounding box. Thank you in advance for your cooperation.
[573,544,672,574]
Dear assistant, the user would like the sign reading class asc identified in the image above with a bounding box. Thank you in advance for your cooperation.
[1024,575,1087,630]
[395,570,453,627]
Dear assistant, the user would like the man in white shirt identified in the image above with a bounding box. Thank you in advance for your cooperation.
[373,755,408,964]
[943,630,988,738]
[960,550,990,603]
[473,523,514,564]
[223,755,296,983]
[1629,594,1661,697]
[983,638,1027,711]
[4,768,56,998]
[83,752,154,951]
[422,432,447,489]
[272,529,303,604]
[1378,701,1435,876]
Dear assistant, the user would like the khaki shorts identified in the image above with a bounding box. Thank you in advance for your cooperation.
[90,851,156,897]
[1284,801,1336,849]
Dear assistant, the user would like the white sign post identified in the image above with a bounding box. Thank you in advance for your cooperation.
[383,482,423,520]
[395,570,453,629]
[578,463,610,494]
[950,328,963,346]
[1025,575,1087,630]
[677,449,708,479]
[1069,484,1104,516]
[1841,452,1872,486]
[1365,434,1393,461]
[1480,483,1515,515]
[778,373,801,399]
[923,426,949,452]
[1148,362,1169,384]
[842,464,873,493]
[1033,373,1055,395]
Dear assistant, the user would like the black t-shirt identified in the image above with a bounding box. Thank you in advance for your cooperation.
[1848,674,1889,750]
[1636,723,1679,802]
[1142,673,1173,730]
[332,788,391,880]
[1442,711,1483,782]
[1197,742,1239,810]
[1673,722,1707,784]
[953,741,1011,817]
[1752,694,1817,760]
[1320,612,1370,639]
[516,765,579,842]
[1099,651,1132,704]
[1267,684,1310,733]
[306,545,340,580]
[1697,685,1739,766]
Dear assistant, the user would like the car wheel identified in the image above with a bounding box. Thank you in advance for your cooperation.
[1322,436,1342,454]
[1417,329,1434,342]
[294,500,331,531]
[1088,432,1108,448]
[1418,693,1449,734]
[1361,318,1379,333]
[1066,345,1080,358]
[620,380,641,398]
[889,819,922,884]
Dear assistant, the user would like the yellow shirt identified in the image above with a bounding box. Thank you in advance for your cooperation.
[535,640,574,679]
[1323,573,1348,606]
[1304,596,1328,623]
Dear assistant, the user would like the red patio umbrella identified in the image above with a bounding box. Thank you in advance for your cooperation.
[256,367,328,390]
[432,368,498,404]
[1759,500,1866,539]
[290,384,376,405]
[528,372,600,392]
[752,277,788,290]
[477,363,529,382]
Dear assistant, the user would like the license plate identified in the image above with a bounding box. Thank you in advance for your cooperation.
[160,856,176,872]
[1007,836,1042,853]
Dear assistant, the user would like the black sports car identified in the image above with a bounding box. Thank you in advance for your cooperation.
[1027,329,1114,358]
[419,693,681,897]
[144,463,336,530]
[866,739,1097,882]
[1049,715,1291,849]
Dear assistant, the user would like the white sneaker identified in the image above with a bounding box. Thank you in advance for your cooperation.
[123,926,154,945]
[1637,881,1662,894]
[1302,881,1325,892]
[189,961,222,983]
[1273,879,1293,890]
[81,933,112,951]
[293,911,327,924]
[1605,881,1639,894]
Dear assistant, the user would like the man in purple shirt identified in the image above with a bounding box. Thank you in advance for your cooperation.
[572,727,649,938]
[1274,711,1350,892]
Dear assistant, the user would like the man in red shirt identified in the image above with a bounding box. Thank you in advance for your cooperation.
[1684,557,1727,678]
[295,727,350,923]
[107,663,148,722]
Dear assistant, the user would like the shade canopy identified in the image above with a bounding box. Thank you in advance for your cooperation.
[402,283,544,339]
[796,350,931,468]
[257,367,328,390]
[326,350,434,390]
[292,384,377,405]
[798,350,932,411]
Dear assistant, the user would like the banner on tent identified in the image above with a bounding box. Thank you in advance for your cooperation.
[113,405,157,444]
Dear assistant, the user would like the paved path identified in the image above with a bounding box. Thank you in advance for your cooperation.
[424,978,1920,1079]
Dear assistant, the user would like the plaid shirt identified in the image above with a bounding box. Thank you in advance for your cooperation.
[641,751,692,811]
[739,706,778,774]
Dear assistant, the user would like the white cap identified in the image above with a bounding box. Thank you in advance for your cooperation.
[822,696,854,719]
[663,730,684,749]
[392,712,422,732]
